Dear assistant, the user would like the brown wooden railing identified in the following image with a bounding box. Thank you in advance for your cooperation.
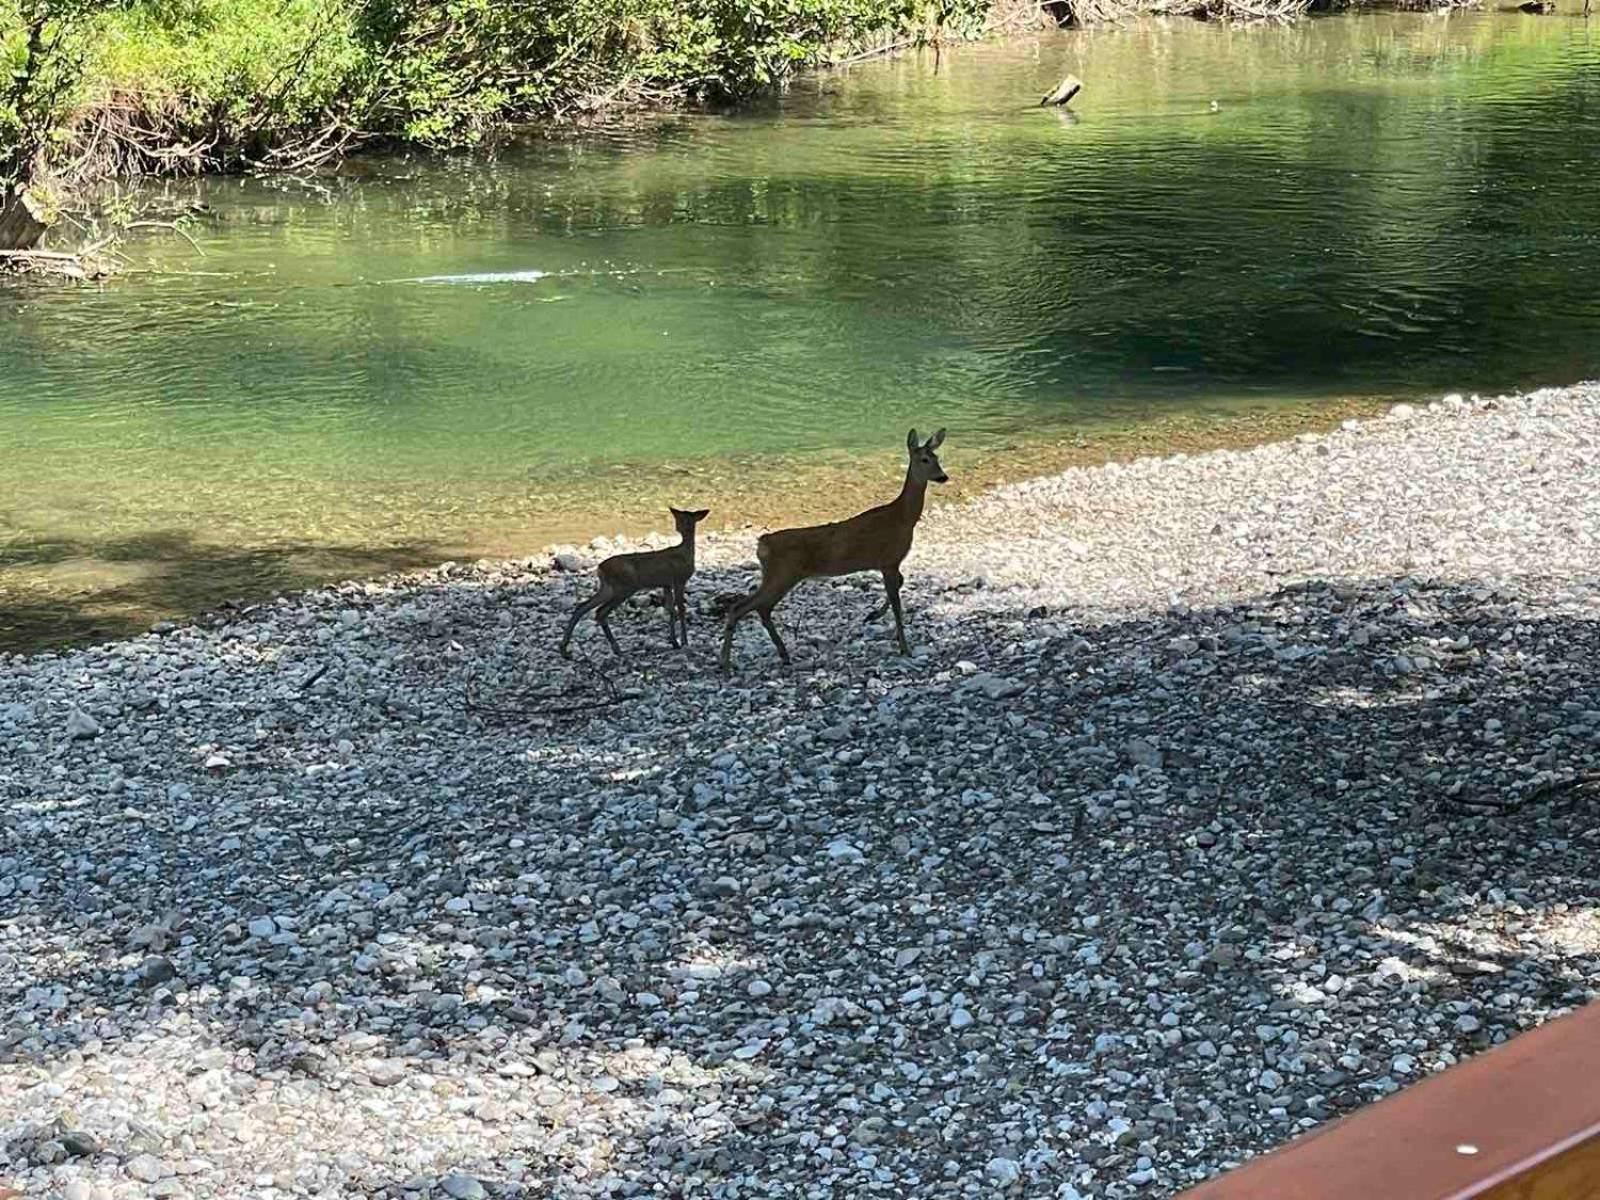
[1176,1000,1600,1200]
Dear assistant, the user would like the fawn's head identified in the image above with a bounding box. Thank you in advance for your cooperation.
[670,507,710,538]
[906,428,949,484]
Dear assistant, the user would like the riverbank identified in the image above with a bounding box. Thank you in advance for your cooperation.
[4,0,1003,200]
[6,0,1576,211]
[0,394,1394,656]
[4,382,1599,1199]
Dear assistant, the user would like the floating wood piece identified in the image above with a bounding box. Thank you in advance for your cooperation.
[1040,74,1084,108]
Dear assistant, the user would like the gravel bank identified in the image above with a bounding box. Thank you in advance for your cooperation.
[5,384,1600,1199]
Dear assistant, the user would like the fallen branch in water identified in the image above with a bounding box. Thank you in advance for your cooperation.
[0,247,113,279]
[125,218,206,256]
[831,36,920,66]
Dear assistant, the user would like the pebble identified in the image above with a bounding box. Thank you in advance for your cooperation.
[1126,737,1164,769]
[126,1155,166,1183]
[986,1157,1021,1186]
[63,707,100,739]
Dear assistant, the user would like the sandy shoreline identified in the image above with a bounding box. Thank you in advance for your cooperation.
[3,383,1599,1199]
[1,393,1395,657]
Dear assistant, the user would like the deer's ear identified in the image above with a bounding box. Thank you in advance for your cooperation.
[907,428,920,452]
[693,509,710,520]
[927,428,946,449]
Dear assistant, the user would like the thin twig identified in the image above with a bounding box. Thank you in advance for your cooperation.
[125,219,205,256]
[1444,771,1600,815]
[831,37,919,67]
[463,655,624,723]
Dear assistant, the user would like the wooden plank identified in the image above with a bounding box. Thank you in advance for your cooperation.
[1177,1001,1600,1200]
[1477,1133,1600,1200]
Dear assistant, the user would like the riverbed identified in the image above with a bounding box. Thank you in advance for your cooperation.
[2,10,1598,651]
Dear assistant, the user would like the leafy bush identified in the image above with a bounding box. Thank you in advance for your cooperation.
[1,0,995,183]
[356,0,992,145]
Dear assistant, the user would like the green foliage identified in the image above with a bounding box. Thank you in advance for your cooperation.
[629,0,981,98]
[90,0,362,133]
[1,0,995,183]
[356,0,994,146]
[3,0,128,183]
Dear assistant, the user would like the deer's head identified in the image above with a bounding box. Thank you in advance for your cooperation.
[906,428,949,484]
[670,507,710,537]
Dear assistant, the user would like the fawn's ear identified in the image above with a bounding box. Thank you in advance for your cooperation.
[926,428,946,449]
[692,509,710,521]
[669,507,684,518]
[907,428,920,452]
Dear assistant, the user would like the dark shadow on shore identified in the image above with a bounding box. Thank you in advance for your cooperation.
[3,565,1599,1195]
[0,527,446,654]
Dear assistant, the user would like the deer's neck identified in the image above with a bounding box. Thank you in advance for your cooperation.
[677,530,697,561]
[897,471,927,525]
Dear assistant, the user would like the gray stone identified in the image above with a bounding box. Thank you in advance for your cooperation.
[986,1156,1021,1186]
[65,707,101,739]
[138,956,178,988]
[126,1154,166,1183]
[1126,738,1164,769]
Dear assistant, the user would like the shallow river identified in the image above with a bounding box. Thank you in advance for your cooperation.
[2,11,1598,649]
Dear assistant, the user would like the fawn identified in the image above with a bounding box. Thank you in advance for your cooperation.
[559,507,709,658]
[720,428,948,674]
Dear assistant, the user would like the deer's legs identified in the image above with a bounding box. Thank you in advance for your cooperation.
[756,603,791,664]
[720,596,757,674]
[660,587,680,648]
[720,577,794,674]
[594,596,625,656]
[883,567,910,655]
[559,584,614,658]
[673,583,689,649]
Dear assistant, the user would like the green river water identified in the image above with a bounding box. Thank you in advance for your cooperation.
[2,11,1598,650]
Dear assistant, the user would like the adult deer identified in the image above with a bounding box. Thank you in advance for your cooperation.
[559,507,709,658]
[719,428,948,675]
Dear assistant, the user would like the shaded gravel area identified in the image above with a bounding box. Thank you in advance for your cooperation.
[4,385,1600,1199]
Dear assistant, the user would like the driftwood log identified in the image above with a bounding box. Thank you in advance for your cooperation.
[0,248,113,280]
[1040,74,1084,107]
[0,188,49,252]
